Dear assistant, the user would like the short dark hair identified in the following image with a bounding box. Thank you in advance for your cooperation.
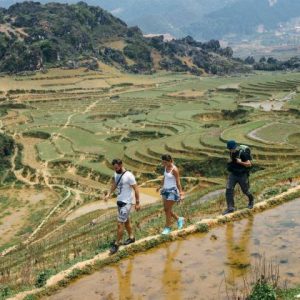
[111,159,122,165]
[161,154,172,162]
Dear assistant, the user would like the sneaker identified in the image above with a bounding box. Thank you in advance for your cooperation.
[109,243,119,255]
[161,227,172,235]
[222,208,235,215]
[123,237,135,245]
[177,217,185,230]
[248,200,254,209]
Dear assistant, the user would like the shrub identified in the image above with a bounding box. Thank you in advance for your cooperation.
[23,131,51,139]
[35,269,54,288]
[196,223,209,233]
[0,285,12,298]
[15,143,24,170]
[248,282,276,300]
[124,43,152,63]
[221,108,250,119]
[101,47,127,65]
[0,133,14,182]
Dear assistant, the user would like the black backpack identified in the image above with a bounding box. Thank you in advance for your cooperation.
[238,145,251,159]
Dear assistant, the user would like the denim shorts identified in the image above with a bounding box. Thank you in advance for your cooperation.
[160,187,180,201]
[117,202,132,223]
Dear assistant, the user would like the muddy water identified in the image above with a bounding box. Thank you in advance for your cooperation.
[48,199,300,300]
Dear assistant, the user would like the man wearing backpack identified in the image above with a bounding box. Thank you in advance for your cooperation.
[105,159,140,254]
[223,140,254,215]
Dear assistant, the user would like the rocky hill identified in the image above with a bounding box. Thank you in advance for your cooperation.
[1,1,299,42]
[0,1,247,74]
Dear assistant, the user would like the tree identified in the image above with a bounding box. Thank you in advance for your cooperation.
[39,40,58,63]
[267,57,278,64]
[220,46,233,58]
[0,34,9,59]
[245,56,255,64]
[259,56,266,63]
[202,39,221,52]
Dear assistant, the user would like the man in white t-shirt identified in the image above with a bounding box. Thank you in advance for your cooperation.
[105,159,140,254]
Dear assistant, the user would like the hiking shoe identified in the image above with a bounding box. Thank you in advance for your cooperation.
[177,217,185,230]
[109,243,119,255]
[248,200,254,209]
[161,227,172,235]
[222,208,235,215]
[123,237,135,245]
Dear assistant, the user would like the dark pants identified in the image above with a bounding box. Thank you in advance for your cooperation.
[226,173,253,209]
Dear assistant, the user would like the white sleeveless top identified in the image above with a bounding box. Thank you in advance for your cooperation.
[163,166,177,189]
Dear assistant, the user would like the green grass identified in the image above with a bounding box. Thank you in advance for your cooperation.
[36,141,61,161]
[288,133,300,147]
[254,123,300,144]
[278,286,300,300]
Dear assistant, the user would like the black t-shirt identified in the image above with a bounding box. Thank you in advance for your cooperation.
[227,148,252,175]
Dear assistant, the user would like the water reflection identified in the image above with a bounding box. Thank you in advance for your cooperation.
[162,242,182,300]
[113,242,183,300]
[225,216,253,286]
[115,259,134,300]
[49,199,300,300]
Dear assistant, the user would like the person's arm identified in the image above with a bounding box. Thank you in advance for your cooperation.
[131,184,140,211]
[104,178,117,201]
[173,167,184,199]
[156,176,165,192]
[236,159,252,167]
[236,152,252,167]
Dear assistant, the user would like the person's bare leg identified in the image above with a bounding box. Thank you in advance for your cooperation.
[171,210,179,221]
[164,200,175,227]
[125,218,134,239]
[116,222,124,245]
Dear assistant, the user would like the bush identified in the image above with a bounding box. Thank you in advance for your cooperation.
[23,130,51,139]
[35,269,54,288]
[0,133,14,182]
[159,57,189,72]
[101,47,127,65]
[196,223,209,233]
[0,285,12,298]
[15,143,24,170]
[124,43,152,63]
[221,108,250,119]
[248,282,276,300]
[0,103,27,109]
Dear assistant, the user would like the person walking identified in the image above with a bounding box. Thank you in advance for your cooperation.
[105,159,140,254]
[223,140,254,215]
[158,154,185,234]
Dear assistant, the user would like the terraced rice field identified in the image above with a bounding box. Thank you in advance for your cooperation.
[0,67,300,298]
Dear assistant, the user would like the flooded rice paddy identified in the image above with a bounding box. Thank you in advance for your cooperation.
[48,198,300,300]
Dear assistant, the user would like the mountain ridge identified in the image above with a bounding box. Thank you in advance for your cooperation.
[1,0,298,43]
[0,1,247,75]
[185,0,300,40]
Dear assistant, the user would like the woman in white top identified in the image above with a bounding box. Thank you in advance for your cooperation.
[158,154,185,235]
